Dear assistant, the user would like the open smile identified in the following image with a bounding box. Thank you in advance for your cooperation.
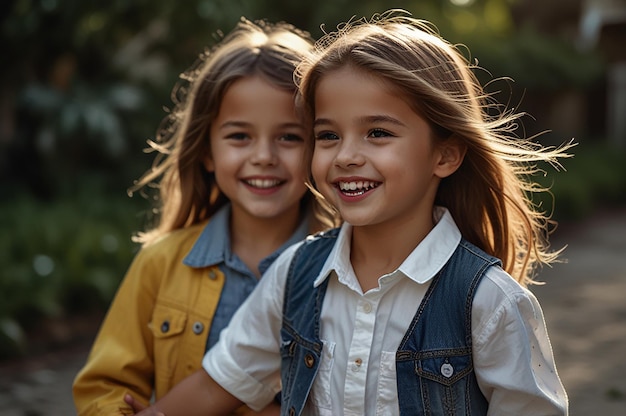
[337,180,381,196]
[244,178,285,189]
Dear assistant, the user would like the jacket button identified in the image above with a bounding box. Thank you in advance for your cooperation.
[304,353,315,368]
[208,269,218,279]
[192,321,204,335]
[161,320,170,333]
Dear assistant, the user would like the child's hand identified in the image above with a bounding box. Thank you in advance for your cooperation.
[124,394,164,416]
[124,393,148,413]
[132,406,165,416]
[240,402,281,415]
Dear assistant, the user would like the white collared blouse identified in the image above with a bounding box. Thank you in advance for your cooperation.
[203,207,568,415]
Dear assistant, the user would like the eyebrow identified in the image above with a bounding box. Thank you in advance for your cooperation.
[314,115,406,128]
[217,121,304,130]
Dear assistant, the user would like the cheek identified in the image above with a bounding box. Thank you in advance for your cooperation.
[310,152,327,187]
[283,148,309,181]
[209,155,235,176]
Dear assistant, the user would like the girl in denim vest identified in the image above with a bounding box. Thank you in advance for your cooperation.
[72,18,339,416]
[135,10,570,416]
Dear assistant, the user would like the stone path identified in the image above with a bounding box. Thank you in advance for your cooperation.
[532,207,626,415]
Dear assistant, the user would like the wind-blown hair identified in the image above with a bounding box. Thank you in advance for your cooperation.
[130,18,340,245]
[297,10,574,286]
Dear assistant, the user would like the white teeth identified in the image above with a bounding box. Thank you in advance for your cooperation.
[246,179,281,188]
[338,181,379,192]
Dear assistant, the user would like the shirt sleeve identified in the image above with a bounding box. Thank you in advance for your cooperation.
[202,242,302,411]
[472,268,569,416]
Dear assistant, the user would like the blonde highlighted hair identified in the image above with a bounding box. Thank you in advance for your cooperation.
[130,18,340,245]
[297,10,574,286]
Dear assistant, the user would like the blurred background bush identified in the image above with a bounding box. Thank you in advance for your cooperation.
[1,0,625,359]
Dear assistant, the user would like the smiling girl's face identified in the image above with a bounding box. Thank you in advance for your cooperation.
[205,75,308,225]
[311,66,457,233]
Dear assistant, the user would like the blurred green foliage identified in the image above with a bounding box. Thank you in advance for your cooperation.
[0,183,145,357]
[0,0,621,358]
[534,143,626,220]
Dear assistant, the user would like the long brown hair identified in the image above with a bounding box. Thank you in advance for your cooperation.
[130,18,340,245]
[297,10,574,286]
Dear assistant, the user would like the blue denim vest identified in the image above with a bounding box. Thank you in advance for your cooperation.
[279,228,501,416]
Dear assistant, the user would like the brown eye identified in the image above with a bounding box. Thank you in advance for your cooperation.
[280,134,304,142]
[315,131,339,141]
[369,129,393,138]
[225,132,249,140]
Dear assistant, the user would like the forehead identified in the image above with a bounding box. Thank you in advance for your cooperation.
[313,66,415,119]
[316,65,393,97]
[221,76,291,106]
[213,75,301,127]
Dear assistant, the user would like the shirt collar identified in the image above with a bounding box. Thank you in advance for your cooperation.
[183,204,311,276]
[183,204,231,268]
[313,206,461,288]
[398,206,462,284]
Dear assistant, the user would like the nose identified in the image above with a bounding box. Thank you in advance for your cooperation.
[334,137,364,168]
[250,138,278,166]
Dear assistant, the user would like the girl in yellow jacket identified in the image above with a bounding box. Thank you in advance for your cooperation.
[72,18,340,416]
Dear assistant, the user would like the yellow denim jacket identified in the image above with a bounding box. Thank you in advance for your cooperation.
[72,221,227,415]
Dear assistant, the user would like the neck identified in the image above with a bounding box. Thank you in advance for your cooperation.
[230,208,302,277]
[350,214,434,292]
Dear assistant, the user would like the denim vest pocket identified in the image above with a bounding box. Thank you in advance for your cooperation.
[414,348,473,386]
[396,349,476,415]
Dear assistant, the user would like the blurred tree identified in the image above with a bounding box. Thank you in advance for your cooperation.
[0,0,605,202]
[1,0,262,199]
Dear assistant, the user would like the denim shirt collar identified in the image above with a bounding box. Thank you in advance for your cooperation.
[183,203,310,276]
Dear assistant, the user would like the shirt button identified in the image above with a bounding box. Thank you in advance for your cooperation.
[160,320,170,333]
[192,321,204,335]
[362,302,372,313]
[304,353,315,368]
[208,269,217,280]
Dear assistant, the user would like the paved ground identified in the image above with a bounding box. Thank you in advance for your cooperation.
[0,207,625,415]
[532,206,626,415]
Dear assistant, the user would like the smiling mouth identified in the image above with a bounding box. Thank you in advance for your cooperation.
[337,180,380,196]
[244,179,284,189]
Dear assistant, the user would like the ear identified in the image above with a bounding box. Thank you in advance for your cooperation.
[434,138,466,179]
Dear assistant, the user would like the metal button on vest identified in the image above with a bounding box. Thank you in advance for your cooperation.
[192,321,204,335]
[304,353,315,368]
[441,362,454,378]
[208,269,217,280]
[161,320,170,333]
[288,407,296,416]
